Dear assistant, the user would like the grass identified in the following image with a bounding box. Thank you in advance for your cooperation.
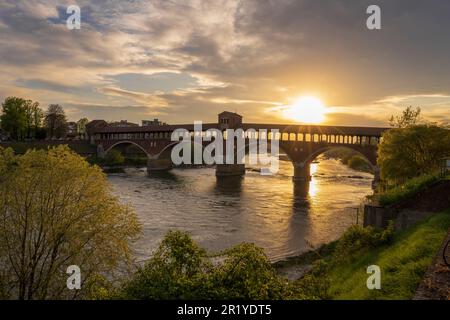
[378,173,442,206]
[326,210,450,299]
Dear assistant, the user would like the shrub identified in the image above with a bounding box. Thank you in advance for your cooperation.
[105,149,125,166]
[118,231,307,300]
[378,173,440,206]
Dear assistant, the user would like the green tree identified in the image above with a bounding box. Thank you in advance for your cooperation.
[44,104,68,139]
[118,231,304,300]
[105,149,125,166]
[24,100,43,139]
[0,145,141,299]
[378,124,450,183]
[0,97,27,140]
[77,118,89,138]
[389,106,421,128]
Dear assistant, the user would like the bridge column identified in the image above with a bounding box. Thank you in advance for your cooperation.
[147,158,172,172]
[216,164,246,177]
[97,144,105,159]
[293,162,311,182]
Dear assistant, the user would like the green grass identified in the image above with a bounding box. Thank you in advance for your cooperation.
[326,210,450,299]
[378,173,442,206]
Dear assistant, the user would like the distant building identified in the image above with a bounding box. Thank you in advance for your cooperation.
[142,119,167,126]
[86,120,108,143]
[218,111,242,130]
[109,120,139,128]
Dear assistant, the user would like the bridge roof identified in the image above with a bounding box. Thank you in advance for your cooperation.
[242,123,390,136]
[95,122,390,136]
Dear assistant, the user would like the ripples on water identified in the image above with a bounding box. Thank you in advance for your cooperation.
[108,157,374,262]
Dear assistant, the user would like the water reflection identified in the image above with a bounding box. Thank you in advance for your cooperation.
[108,158,374,262]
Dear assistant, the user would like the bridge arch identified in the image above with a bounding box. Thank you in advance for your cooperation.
[153,140,206,163]
[104,140,150,158]
[303,145,378,170]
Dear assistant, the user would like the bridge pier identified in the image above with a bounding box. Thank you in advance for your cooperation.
[293,162,311,182]
[147,158,173,172]
[215,164,246,177]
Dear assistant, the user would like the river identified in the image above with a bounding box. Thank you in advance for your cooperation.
[108,157,373,262]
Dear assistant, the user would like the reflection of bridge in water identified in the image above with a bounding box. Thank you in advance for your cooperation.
[92,111,389,191]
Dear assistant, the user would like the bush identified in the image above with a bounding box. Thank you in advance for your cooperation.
[347,155,373,173]
[333,222,394,260]
[105,149,125,166]
[118,231,307,300]
[378,173,440,206]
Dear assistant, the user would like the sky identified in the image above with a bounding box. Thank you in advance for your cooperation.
[0,0,449,126]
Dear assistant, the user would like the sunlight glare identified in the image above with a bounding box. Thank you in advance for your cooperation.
[283,96,327,123]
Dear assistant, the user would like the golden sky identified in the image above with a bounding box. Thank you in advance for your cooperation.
[0,0,449,126]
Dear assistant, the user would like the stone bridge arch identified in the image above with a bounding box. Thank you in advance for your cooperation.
[103,140,151,158]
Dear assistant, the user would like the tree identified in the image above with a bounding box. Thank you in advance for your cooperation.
[0,97,27,140]
[389,106,421,128]
[77,118,89,139]
[24,100,43,139]
[44,104,68,139]
[105,149,125,166]
[378,124,450,183]
[118,231,302,300]
[0,145,141,299]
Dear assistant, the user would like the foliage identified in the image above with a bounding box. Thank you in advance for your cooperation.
[347,155,373,173]
[0,97,45,140]
[1,97,27,140]
[0,145,141,299]
[0,97,43,140]
[389,106,421,128]
[293,260,331,299]
[105,149,125,166]
[378,124,450,183]
[327,211,450,299]
[333,222,394,260]
[44,104,68,139]
[117,231,305,300]
[322,148,373,173]
[378,173,441,206]
[77,118,89,137]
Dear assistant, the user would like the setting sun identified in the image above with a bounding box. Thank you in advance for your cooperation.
[283,96,327,123]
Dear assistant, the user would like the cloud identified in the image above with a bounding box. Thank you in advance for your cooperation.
[0,0,449,125]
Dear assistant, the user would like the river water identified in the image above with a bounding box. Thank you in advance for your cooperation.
[108,157,373,262]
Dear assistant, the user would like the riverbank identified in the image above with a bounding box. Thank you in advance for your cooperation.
[273,209,450,299]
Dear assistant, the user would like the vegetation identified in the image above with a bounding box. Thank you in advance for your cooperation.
[378,124,450,184]
[0,96,89,141]
[44,104,68,139]
[116,230,309,300]
[104,149,125,166]
[326,211,450,299]
[0,145,141,299]
[389,106,422,128]
[378,106,450,185]
[322,148,373,173]
[285,211,450,300]
[0,97,44,140]
[377,172,441,206]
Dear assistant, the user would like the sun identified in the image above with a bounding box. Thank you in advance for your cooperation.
[283,96,327,123]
